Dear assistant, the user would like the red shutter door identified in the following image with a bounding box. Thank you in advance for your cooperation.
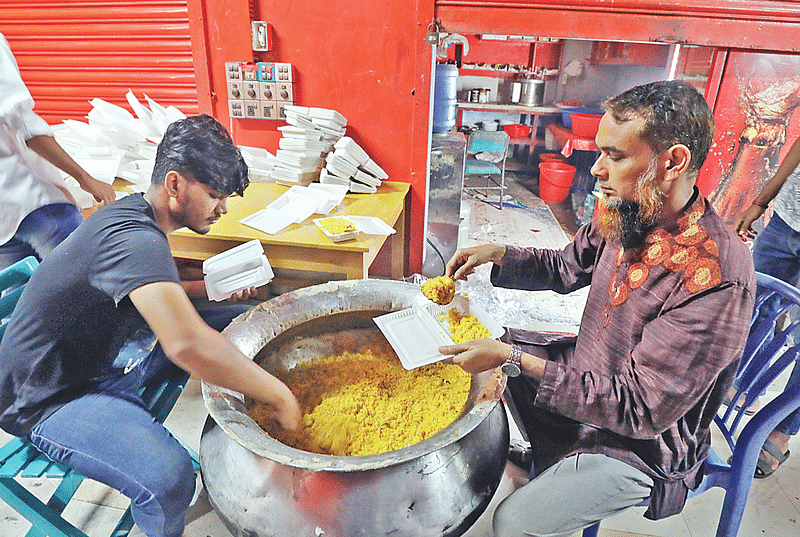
[434,0,800,52]
[0,0,199,126]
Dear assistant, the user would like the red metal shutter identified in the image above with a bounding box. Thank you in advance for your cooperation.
[0,0,199,126]
[434,0,800,52]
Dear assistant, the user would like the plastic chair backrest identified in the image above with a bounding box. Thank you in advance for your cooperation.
[467,130,509,154]
[584,272,800,537]
[0,256,39,341]
[719,271,800,449]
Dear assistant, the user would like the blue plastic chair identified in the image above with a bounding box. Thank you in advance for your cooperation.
[462,130,510,209]
[583,271,800,537]
[0,256,199,537]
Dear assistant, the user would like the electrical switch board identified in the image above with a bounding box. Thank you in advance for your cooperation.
[226,61,295,120]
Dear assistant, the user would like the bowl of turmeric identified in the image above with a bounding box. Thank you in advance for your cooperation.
[200,279,509,537]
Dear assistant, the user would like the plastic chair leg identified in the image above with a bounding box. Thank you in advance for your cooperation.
[0,477,88,537]
[582,522,600,537]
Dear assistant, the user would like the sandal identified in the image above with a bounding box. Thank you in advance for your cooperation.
[721,393,759,415]
[754,439,790,479]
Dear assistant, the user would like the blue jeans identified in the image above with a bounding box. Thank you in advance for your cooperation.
[28,304,251,537]
[752,213,800,436]
[0,203,83,271]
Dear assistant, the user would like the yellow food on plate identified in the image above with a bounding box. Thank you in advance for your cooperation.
[318,217,356,235]
[442,307,492,343]
[421,275,456,305]
[250,347,471,457]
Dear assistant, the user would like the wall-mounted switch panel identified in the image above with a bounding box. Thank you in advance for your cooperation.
[226,61,295,120]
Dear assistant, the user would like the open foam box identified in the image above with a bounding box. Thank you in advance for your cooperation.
[203,240,274,301]
[374,294,504,369]
[313,215,396,242]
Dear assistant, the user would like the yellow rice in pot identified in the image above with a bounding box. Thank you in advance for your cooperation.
[250,343,471,457]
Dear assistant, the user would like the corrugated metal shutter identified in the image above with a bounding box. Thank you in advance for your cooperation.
[0,0,199,126]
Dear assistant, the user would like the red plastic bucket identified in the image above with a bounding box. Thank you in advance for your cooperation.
[539,153,566,163]
[538,162,575,203]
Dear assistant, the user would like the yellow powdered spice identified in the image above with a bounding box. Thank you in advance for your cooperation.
[442,308,491,343]
[250,349,471,457]
[421,275,456,305]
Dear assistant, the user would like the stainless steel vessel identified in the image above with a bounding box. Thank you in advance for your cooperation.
[200,279,509,537]
[519,79,545,106]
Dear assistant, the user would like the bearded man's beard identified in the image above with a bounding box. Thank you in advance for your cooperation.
[595,160,663,250]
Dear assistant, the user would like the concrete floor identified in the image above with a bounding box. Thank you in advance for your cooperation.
[1,175,799,536]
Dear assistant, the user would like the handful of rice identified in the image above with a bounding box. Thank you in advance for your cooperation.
[421,275,455,305]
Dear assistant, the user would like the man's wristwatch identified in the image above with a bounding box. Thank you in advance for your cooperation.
[501,345,522,377]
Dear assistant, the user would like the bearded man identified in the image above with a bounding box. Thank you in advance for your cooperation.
[441,80,755,537]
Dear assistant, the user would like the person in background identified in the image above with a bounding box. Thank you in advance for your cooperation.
[732,135,800,478]
[0,32,115,271]
[0,114,301,537]
[441,80,755,537]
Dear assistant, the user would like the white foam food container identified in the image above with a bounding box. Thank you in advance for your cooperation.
[326,153,358,176]
[326,161,355,181]
[334,137,369,165]
[278,125,322,140]
[286,185,337,214]
[349,181,377,194]
[284,105,312,118]
[276,149,323,166]
[361,158,388,179]
[320,168,351,186]
[269,167,319,185]
[311,117,346,131]
[309,107,347,127]
[239,208,294,234]
[307,183,350,209]
[313,215,395,242]
[333,147,361,168]
[265,190,319,223]
[278,137,329,152]
[354,169,381,187]
[202,240,274,301]
[374,294,504,369]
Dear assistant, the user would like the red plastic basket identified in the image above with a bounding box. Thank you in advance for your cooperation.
[502,123,531,138]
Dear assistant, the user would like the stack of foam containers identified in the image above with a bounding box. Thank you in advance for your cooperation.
[320,136,388,193]
[270,106,345,186]
[203,240,274,301]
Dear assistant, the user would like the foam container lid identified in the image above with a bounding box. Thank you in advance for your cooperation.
[374,294,504,369]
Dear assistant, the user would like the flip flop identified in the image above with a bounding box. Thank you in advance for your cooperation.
[721,394,759,415]
[754,439,790,479]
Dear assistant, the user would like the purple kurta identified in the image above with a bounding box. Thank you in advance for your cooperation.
[495,190,755,518]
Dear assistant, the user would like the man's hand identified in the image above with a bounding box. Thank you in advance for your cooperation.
[260,382,302,431]
[446,244,506,281]
[733,204,765,242]
[227,286,259,302]
[80,175,116,205]
[439,338,510,375]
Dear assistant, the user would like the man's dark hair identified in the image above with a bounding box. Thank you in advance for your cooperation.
[151,114,249,196]
[603,80,714,177]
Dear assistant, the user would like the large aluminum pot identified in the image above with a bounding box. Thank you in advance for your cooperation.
[201,279,509,537]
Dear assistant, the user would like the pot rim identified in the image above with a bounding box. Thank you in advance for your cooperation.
[203,279,506,472]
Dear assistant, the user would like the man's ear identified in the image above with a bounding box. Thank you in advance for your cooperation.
[163,170,184,198]
[662,144,691,182]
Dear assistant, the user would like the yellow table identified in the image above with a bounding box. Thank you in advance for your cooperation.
[168,181,410,282]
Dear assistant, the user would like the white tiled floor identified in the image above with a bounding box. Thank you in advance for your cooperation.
[1,175,799,536]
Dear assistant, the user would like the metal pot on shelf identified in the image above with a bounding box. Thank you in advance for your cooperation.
[519,79,545,106]
[200,279,510,537]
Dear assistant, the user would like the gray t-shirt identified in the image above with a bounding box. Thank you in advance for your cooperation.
[772,162,800,232]
[0,193,180,437]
